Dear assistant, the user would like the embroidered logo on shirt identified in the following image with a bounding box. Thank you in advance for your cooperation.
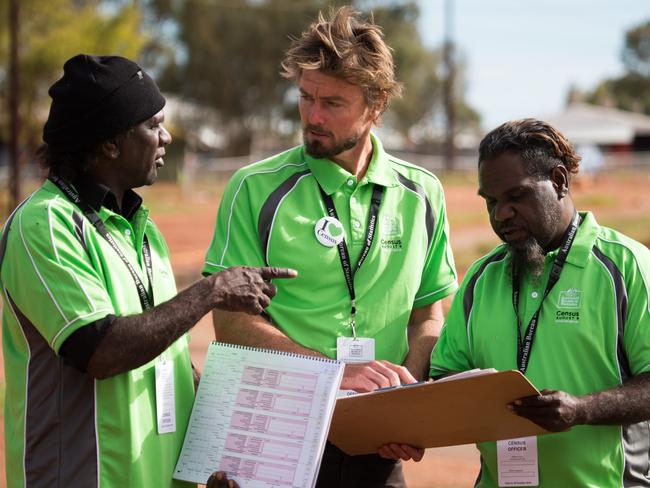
[555,288,582,323]
[380,215,401,236]
[558,288,582,308]
[380,215,403,251]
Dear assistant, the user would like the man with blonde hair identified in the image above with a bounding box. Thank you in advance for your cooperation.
[203,7,458,487]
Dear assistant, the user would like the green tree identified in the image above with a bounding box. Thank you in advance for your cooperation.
[586,19,650,115]
[145,0,480,155]
[0,0,147,152]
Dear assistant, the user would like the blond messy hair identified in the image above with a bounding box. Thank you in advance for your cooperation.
[281,6,402,114]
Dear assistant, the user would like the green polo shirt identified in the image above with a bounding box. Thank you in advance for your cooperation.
[430,211,650,487]
[1,179,195,488]
[204,133,458,363]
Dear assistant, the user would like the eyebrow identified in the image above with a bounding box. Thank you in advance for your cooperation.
[298,88,347,103]
[477,184,533,199]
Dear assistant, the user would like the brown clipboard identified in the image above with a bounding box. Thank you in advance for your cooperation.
[328,370,550,455]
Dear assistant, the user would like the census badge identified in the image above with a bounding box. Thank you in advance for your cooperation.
[314,216,345,247]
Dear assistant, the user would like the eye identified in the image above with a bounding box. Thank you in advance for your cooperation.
[326,100,342,108]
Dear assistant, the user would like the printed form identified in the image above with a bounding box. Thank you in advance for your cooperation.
[174,342,344,487]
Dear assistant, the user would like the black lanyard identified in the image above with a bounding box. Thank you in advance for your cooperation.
[49,174,154,311]
[513,212,581,374]
[317,183,384,337]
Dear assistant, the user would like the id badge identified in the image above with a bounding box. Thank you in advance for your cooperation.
[497,436,539,486]
[155,358,176,434]
[336,337,375,363]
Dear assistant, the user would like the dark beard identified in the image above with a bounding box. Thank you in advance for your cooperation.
[303,128,361,159]
[510,237,546,283]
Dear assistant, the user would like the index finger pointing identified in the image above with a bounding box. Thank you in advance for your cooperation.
[258,267,298,280]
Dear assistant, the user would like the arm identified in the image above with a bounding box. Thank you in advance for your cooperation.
[511,372,650,431]
[213,310,416,392]
[86,266,296,379]
[403,300,444,381]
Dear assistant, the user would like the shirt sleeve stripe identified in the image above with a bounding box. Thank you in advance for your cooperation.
[18,206,69,323]
[47,200,97,313]
[219,163,308,266]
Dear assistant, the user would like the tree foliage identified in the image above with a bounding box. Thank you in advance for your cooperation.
[0,0,147,150]
[145,0,479,154]
[587,19,650,115]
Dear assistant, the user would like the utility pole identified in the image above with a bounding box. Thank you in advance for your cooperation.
[442,0,456,171]
[9,0,21,211]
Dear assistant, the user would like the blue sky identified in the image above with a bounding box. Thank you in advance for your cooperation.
[416,0,650,128]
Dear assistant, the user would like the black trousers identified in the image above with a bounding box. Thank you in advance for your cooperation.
[315,442,406,488]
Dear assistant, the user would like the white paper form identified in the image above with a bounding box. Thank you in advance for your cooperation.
[174,343,344,488]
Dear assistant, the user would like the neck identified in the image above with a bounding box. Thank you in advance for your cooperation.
[85,166,126,210]
[330,132,374,180]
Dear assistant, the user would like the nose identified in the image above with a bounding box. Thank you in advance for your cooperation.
[493,201,515,222]
[307,102,326,126]
[159,124,172,146]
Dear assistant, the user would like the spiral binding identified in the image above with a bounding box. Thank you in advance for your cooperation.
[211,341,341,364]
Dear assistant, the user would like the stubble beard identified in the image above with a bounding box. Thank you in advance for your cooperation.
[303,127,362,160]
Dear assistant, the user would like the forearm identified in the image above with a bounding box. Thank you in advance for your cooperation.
[403,301,444,381]
[213,309,324,357]
[579,372,650,425]
[87,277,219,378]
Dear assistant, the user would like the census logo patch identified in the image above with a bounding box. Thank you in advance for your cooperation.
[558,288,582,308]
[380,215,401,237]
[380,215,403,251]
[555,288,582,324]
[314,216,345,247]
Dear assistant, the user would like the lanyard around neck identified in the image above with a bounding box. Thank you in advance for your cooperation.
[317,182,384,338]
[48,174,154,311]
[513,212,581,374]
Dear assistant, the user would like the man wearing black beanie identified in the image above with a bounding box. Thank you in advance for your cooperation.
[0,54,295,488]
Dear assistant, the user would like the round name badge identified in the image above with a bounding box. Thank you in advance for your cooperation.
[314,216,345,247]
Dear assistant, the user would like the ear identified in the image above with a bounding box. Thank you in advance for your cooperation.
[369,92,388,124]
[550,165,570,198]
[99,139,120,160]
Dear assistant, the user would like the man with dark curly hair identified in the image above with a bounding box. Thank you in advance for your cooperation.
[384,118,650,487]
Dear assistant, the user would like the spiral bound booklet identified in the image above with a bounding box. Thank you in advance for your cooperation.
[173,342,344,487]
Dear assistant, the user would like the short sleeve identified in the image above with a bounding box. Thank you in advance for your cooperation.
[414,178,458,306]
[621,247,650,376]
[203,170,266,275]
[2,202,115,353]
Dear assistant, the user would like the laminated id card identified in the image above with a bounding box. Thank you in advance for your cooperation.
[497,436,538,486]
[336,337,375,363]
[155,358,176,434]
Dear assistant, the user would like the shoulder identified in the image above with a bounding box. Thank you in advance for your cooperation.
[10,184,76,236]
[593,225,650,279]
[388,154,442,190]
[463,244,509,284]
[229,146,309,187]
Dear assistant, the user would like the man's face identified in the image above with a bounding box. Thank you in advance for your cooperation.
[114,109,171,189]
[478,151,563,270]
[298,70,377,160]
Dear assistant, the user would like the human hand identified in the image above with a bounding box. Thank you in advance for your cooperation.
[340,360,416,392]
[206,471,240,488]
[378,443,425,462]
[210,266,297,314]
[509,389,585,432]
